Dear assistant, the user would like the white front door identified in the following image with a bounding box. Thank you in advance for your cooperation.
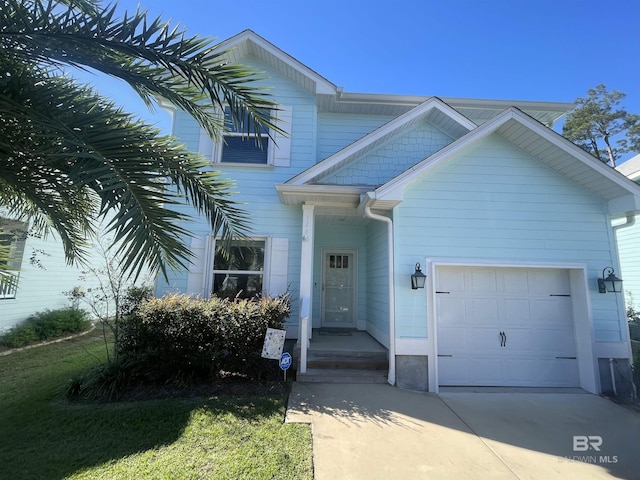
[436,266,579,387]
[321,250,356,328]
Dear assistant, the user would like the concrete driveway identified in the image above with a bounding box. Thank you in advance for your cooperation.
[286,383,640,479]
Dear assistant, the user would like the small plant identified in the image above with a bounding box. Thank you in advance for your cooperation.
[0,307,91,348]
[64,238,153,363]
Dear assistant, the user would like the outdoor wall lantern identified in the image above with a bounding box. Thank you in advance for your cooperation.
[411,263,427,290]
[598,267,623,294]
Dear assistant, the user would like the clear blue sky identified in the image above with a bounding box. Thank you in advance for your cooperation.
[83,0,640,161]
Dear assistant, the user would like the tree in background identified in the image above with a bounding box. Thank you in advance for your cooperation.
[0,0,279,279]
[563,84,639,168]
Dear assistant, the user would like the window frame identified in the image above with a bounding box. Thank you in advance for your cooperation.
[0,218,27,299]
[217,106,271,166]
[210,237,268,299]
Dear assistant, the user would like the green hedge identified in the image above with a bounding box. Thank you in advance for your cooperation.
[118,294,291,382]
[1,307,92,348]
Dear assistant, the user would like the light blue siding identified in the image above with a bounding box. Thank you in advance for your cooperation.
[317,113,393,161]
[365,219,390,337]
[618,219,640,311]
[393,134,622,342]
[321,122,452,186]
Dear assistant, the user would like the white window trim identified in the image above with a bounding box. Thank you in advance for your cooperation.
[207,236,270,298]
[198,106,292,168]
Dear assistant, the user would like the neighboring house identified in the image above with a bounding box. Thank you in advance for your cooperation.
[616,154,640,312]
[0,217,86,331]
[156,30,640,394]
[0,215,144,333]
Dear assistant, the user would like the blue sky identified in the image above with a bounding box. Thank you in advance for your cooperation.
[83,0,640,161]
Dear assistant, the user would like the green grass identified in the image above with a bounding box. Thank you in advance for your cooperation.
[0,330,312,480]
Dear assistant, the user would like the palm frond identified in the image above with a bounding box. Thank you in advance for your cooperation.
[0,61,249,279]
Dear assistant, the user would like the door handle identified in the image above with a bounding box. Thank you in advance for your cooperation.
[499,331,506,347]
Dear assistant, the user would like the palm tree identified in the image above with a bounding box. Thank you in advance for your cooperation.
[0,0,278,279]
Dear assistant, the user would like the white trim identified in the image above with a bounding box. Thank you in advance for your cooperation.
[395,338,429,355]
[427,259,598,394]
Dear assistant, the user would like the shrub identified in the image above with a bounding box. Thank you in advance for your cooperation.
[1,307,91,348]
[118,293,291,383]
[65,358,136,402]
[1,323,38,348]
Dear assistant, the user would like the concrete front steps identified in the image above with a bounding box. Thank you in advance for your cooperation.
[296,349,389,384]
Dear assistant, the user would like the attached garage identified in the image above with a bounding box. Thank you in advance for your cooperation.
[435,266,580,388]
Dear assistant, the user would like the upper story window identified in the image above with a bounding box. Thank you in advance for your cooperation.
[221,107,269,165]
[0,218,27,299]
[198,105,293,168]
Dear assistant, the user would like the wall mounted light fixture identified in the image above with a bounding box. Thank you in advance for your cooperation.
[598,267,623,294]
[411,262,426,290]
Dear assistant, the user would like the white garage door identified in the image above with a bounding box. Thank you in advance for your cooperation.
[436,266,580,387]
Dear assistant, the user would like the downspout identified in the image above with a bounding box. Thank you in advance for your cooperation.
[611,212,636,398]
[364,205,396,386]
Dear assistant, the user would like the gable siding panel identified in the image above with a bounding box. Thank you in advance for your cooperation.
[393,134,622,342]
[322,123,452,186]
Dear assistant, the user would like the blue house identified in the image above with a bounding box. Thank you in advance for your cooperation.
[156,30,640,393]
[617,155,640,313]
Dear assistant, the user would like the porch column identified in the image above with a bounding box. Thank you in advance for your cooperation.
[299,204,315,373]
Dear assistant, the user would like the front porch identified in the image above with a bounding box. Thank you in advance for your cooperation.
[295,329,389,384]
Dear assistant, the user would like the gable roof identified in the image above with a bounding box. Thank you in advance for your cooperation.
[216,30,571,125]
[217,30,337,96]
[365,107,640,217]
[280,97,475,189]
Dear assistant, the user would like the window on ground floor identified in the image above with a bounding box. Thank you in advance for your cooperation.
[212,239,265,299]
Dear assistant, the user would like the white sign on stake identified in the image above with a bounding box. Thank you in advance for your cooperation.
[261,328,286,360]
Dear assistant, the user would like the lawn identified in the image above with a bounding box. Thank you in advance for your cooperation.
[0,330,313,479]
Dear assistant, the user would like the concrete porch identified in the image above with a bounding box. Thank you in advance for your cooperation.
[295,330,389,384]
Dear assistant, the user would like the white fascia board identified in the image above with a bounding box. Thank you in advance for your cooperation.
[608,194,640,216]
[617,154,640,181]
[275,183,367,205]
[287,98,475,186]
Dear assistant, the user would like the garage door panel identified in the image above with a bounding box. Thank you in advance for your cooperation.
[532,328,576,354]
[503,298,531,324]
[437,269,465,292]
[538,359,579,387]
[438,326,467,352]
[468,357,502,384]
[438,357,469,385]
[436,266,579,388]
[469,297,499,322]
[501,270,530,294]
[467,270,498,293]
[437,296,466,324]
[530,298,571,324]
